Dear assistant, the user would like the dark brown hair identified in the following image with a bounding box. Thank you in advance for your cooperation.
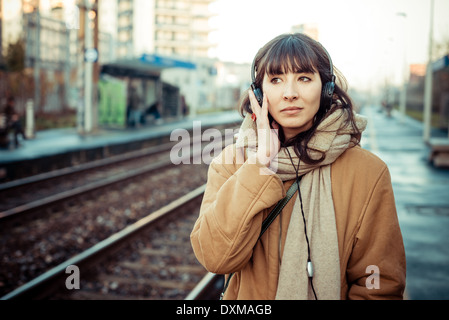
[239,33,360,164]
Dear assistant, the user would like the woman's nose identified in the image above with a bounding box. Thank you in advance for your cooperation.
[283,82,299,101]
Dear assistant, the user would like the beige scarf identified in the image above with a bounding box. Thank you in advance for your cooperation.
[235,105,367,300]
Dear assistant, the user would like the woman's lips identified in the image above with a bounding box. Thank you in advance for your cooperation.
[281,107,303,115]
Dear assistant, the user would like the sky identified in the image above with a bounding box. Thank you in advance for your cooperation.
[208,0,449,91]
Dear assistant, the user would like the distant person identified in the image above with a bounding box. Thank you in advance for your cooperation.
[181,95,188,117]
[127,87,142,128]
[2,96,27,147]
[191,33,406,300]
[146,100,161,122]
[382,100,392,117]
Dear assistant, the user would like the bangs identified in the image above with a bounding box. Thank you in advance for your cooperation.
[262,36,319,76]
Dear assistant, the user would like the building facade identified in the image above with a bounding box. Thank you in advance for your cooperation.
[115,0,215,59]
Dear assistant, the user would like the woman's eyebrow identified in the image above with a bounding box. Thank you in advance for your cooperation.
[293,68,316,74]
[268,69,315,75]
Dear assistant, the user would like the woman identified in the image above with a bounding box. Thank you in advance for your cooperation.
[190,33,406,300]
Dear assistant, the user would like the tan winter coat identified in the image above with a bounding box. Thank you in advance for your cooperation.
[191,144,406,300]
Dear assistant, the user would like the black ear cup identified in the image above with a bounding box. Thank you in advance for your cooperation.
[251,83,263,106]
[250,57,263,107]
[321,80,335,107]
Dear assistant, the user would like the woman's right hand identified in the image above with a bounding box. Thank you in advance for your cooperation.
[248,89,281,169]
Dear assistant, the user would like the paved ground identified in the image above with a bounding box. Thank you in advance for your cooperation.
[361,105,449,300]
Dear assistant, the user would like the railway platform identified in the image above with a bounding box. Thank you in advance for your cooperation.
[361,105,449,300]
[0,111,242,181]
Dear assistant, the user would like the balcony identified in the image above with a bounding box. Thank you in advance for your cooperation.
[155,23,190,33]
[154,38,190,48]
[155,7,190,17]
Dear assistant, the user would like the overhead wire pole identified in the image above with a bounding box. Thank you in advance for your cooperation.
[0,1,2,70]
[397,12,407,123]
[423,0,434,143]
[76,0,85,133]
[83,0,94,133]
[30,0,41,115]
[93,0,99,131]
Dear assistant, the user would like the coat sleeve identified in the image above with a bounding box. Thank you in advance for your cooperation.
[346,166,406,299]
[190,145,285,275]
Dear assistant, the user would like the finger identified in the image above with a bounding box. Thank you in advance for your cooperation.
[261,92,268,118]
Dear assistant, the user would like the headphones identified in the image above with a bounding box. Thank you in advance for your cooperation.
[250,57,264,106]
[250,42,336,109]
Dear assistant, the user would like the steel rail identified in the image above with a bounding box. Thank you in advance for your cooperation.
[0,125,236,192]
[0,140,183,192]
[0,135,234,223]
[184,273,224,300]
[0,184,206,300]
[0,156,174,221]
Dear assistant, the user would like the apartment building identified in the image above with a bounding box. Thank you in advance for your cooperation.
[116,0,215,59]
[154,0,215,58]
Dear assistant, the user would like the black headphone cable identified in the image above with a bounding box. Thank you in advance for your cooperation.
[285,147,318,300]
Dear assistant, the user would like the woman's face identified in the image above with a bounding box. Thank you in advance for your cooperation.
[262,66,322,141]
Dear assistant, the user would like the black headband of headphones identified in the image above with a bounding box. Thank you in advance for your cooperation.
[250,40,335,84]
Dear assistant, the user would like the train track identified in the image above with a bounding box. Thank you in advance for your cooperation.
[1,185,224,300]
[0,128,235,225]
[0,130,235,298]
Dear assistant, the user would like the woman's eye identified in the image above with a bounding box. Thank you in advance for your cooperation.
[271,78,281,84]
[299,77,311,82]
